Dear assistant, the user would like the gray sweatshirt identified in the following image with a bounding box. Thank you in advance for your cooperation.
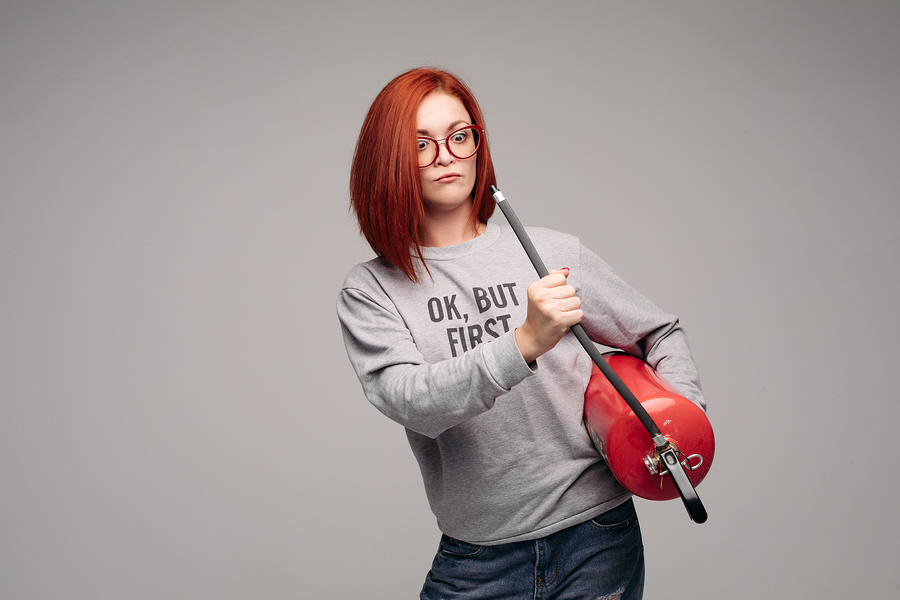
[337,223,703,545]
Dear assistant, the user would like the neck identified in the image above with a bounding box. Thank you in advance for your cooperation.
[422,203,484,247]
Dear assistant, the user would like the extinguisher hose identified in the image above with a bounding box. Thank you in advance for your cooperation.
[490,185,666,447]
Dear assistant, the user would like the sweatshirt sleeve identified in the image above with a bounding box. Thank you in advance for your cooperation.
[577,245,706,411]
[337,284,537,438]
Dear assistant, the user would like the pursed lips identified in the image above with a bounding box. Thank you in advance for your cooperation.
[435,172,461,182]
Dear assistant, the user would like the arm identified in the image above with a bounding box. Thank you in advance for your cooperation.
[337,285,537,438]
[577,245,706,410]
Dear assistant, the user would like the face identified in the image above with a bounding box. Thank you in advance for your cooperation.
[416,91,478,216]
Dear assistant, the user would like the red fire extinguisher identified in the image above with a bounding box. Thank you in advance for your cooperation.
[584,353,714,501]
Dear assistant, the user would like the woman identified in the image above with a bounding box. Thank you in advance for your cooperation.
[337,67,704,599]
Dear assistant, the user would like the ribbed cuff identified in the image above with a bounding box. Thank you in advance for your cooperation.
[482,331,538,391]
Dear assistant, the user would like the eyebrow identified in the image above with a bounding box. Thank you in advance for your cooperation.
[417,119,471,136]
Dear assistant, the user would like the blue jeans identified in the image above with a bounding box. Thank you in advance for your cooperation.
[420,499,644,600]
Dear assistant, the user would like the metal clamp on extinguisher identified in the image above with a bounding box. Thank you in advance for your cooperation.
[491,185,713,523]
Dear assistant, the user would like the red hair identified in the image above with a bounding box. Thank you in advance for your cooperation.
[349,68,497,282]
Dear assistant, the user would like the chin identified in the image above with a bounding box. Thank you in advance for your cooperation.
[425,190,473,207]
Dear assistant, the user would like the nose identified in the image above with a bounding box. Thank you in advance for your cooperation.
[435,139,455,166]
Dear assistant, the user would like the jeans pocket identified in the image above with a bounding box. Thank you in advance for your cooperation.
[438,535,485,558]
[588,498,637,531]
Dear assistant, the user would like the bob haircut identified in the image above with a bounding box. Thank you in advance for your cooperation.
[350,67,497,282]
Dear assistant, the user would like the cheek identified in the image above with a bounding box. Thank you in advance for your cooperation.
[464,159,478,186]
[419,170,433,193]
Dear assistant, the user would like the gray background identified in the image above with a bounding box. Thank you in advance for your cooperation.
[2,1,898,598]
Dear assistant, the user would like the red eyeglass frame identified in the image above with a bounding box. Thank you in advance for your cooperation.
[417,124,483,168]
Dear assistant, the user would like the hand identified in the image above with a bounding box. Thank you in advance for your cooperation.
[515,268,583,364]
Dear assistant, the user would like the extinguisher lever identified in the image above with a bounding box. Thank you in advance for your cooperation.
[660,447,708,523]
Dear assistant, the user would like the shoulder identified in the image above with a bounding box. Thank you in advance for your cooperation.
[340,257,382,290]
[500,225,583,266]
[340,256,412,294]
[521,226,580,249]
[492,223,581,250]
[336,259,405,325]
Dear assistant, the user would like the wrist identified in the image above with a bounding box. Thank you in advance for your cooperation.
[514,326,540,364]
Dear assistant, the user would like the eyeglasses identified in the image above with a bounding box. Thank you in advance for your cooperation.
[417,124,483,168]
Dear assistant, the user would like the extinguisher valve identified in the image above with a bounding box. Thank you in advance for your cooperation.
[643,454,661,475]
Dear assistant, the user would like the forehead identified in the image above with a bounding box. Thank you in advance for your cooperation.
[416,91,471,134]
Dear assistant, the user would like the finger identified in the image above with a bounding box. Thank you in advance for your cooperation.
[545,284,578,300]
[546,267,570,279]
[562,296,582,311]
[564,308,584,326]
[540,270,570,288]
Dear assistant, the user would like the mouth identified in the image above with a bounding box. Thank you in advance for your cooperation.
[435,172,461,183]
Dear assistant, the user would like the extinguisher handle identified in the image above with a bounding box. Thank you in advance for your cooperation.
[660,447,708,523]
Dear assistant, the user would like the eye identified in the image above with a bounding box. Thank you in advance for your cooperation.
[450,131,468,144]
[417,138,431,151]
